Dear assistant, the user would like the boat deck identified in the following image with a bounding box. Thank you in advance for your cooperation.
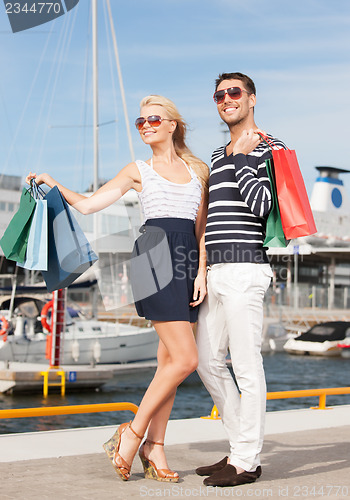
[1,406,350,499]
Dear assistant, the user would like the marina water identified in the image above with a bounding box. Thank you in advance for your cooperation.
[1,352,349,435]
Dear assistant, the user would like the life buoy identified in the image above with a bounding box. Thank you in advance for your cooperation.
[41,300,53,333]
[0,316,8,341]
[45,333,52,360]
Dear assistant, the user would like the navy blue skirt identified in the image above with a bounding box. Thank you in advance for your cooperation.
[130,218,199,322]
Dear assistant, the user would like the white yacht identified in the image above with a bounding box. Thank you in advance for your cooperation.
[283,321,350,356]
[0,296,158,365]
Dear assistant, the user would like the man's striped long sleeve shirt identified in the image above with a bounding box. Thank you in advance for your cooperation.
[205,135,286,265]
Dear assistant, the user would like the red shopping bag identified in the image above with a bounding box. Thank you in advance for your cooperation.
[260,135,316,239]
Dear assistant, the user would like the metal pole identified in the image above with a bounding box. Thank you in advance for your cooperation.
[312,285,316,309]
[344,287,348,310]
[293,253,298,309]
[50,289,66,368]
[328,257,336,309]
[92,0,99,251]
[8,268,18,322]
[286,258,292,306]
[92,0,99,193]
[106,0,135,162]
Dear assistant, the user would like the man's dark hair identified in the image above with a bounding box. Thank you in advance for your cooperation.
[215,72,256,95]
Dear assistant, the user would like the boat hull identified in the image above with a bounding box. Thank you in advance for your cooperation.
[0,324,159,365]
[283,338,341,356]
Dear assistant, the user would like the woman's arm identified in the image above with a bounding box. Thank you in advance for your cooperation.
[26,162,142,215]
[190,188,208,307]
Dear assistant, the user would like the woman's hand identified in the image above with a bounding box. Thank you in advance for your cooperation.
[190,269,207,307]
[25,172,51,187]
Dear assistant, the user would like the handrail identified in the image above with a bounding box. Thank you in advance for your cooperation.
[1,387,350,421]
[0,402,138,419]
[203,387,350,419]
[267,387,350,409]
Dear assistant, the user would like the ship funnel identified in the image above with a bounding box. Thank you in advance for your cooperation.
[310,166,350,213]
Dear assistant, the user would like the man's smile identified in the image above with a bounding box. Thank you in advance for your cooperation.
[223,106,238,114]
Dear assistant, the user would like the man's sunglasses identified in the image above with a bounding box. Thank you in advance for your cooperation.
[213,87,250,104]
[135,115,173,130]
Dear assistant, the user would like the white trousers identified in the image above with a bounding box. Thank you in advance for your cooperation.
[196,262,272,472]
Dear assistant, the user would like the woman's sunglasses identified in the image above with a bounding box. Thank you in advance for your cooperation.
[135,115,173,130]
[213,87,250,104]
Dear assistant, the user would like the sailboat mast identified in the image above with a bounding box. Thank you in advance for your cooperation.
[106,0,135,161]
[92,0,99,192]
[92,0,99,247]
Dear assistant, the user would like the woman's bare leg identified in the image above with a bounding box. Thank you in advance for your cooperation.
[117,320,197,468]
[142,340,177,471]
[144,323,195,469]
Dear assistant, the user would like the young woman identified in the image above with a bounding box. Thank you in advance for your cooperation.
[26,95,209,482]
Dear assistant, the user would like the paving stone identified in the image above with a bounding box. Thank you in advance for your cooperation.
[1,426,349,499]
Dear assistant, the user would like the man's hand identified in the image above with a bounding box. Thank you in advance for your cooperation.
[232,128,266,156]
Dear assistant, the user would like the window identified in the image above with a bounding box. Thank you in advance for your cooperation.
[310,326,335,336]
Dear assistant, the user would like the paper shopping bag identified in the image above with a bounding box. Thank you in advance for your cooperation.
[17,199,48,270]
[0,188,36,263]
[260,135,316,239]
[41,186,98,292]
[263,159,289,248]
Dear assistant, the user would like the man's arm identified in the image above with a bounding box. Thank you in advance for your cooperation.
[231,129,286,218]
[233,150,272,217]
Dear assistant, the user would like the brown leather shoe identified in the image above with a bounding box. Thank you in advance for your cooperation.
[195,456,228,476]
[203,464,262,487]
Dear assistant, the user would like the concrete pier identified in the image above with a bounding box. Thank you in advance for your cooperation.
[0,361,114,393]
[0,406,349,499]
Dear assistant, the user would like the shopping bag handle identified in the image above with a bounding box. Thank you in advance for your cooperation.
[29,179,46,200]
[258,133,274,149]
[24,185,36,203]
[258,133,290,152]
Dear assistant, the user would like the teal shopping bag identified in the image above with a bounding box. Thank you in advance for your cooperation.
[17,199,48,271]
[0,188,36,262]
[263,159,289,248]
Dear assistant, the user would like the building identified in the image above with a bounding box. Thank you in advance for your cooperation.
[267,166,350,310]
[0,175,22,277]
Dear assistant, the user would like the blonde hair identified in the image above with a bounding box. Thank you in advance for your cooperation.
[140,95,209,194]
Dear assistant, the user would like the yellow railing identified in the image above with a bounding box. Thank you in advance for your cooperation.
[203,387,350,419]
[267,387,350,410]
[0,387,349,421]
[0,402,138,420]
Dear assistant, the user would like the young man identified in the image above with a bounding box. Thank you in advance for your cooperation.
[196,72,285,487]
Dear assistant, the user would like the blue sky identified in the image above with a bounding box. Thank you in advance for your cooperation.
[1,0,350,195]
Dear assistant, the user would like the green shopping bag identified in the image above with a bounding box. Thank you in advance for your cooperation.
[0,187,36,262]
[263,159,289,248]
